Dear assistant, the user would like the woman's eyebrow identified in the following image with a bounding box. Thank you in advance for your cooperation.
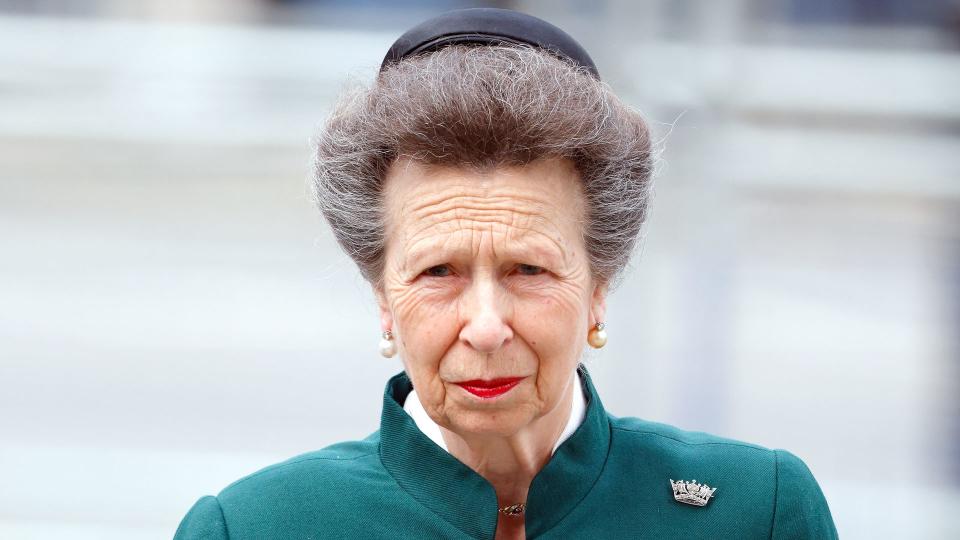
[503,242,566,267]
[402,241,566,271]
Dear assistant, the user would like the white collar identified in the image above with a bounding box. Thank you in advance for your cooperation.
[402,372,587,455]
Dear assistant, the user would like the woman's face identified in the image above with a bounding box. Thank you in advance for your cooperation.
[378,157,606,438]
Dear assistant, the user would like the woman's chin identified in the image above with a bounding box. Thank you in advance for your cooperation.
[441,403,536,439]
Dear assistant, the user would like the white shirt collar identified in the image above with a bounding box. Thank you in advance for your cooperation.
[402,372,587,455]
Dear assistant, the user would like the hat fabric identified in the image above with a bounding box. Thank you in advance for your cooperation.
[380,8,600,79]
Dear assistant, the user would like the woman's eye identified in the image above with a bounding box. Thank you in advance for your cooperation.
[516,264,545,276]
[424,264,452,277]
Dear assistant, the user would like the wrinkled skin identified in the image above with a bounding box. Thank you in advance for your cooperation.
[377,157,607,441]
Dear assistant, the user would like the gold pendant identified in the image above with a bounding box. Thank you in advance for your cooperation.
[499,503,526,517]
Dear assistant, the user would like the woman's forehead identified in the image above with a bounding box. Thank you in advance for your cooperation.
[382,158,586,261]
[383,158,584,221]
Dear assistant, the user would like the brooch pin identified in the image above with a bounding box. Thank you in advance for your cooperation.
[670,479,717,507]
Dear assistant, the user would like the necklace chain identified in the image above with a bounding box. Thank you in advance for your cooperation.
[498,503,526,517]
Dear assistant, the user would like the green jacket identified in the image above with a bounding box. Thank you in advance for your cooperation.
[175,367,837,539]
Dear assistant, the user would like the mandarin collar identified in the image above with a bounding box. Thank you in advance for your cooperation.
[378,365,612,539]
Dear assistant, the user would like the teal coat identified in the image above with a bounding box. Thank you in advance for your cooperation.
[175,368,837,539]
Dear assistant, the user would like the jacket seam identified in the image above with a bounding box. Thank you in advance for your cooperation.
[214,495,232,540]
[223,451,378,492]
[610,426,769,451]
[769,449,781,540]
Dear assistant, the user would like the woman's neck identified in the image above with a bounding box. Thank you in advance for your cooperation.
[439,373,577,505]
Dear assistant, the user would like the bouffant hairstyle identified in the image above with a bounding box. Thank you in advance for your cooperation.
[312,44,654,286]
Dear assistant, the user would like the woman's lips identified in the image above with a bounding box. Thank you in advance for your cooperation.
[455,377,524,399]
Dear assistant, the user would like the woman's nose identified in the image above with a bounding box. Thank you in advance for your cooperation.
[458,279,513,354]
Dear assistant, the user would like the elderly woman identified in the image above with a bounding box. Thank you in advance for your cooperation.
[175,8,836,540]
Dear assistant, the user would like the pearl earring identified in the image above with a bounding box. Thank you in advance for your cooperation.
[587,322,607,349]
[379,330,397,358]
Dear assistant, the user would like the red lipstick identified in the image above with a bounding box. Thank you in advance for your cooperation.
[456,377,524,399]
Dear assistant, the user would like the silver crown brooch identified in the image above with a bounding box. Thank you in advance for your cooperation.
[670,479,717,507]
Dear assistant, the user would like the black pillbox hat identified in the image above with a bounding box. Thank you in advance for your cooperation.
[381,7,600,79]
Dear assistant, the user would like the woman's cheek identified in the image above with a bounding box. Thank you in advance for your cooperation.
[522,286,586,393]
[393,286,459,364]
[519,279,588,321]
[392,282,449,327]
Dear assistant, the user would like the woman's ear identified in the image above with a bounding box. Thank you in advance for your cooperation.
[590,281,608,326]
[375,289,394,333]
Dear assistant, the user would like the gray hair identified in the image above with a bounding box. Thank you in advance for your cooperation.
[311,44,653,287]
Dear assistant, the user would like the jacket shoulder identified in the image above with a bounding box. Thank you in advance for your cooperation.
[610,414,775,476]
[771,449,838,539]
[174,495,228,540]
[611,415,770,452]
[220,435,381,497]
[217,434,384,507]
[189,433,399,538]
[607,415,837,539]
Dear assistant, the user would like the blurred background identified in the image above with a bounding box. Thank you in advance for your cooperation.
[0,0,957,538]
